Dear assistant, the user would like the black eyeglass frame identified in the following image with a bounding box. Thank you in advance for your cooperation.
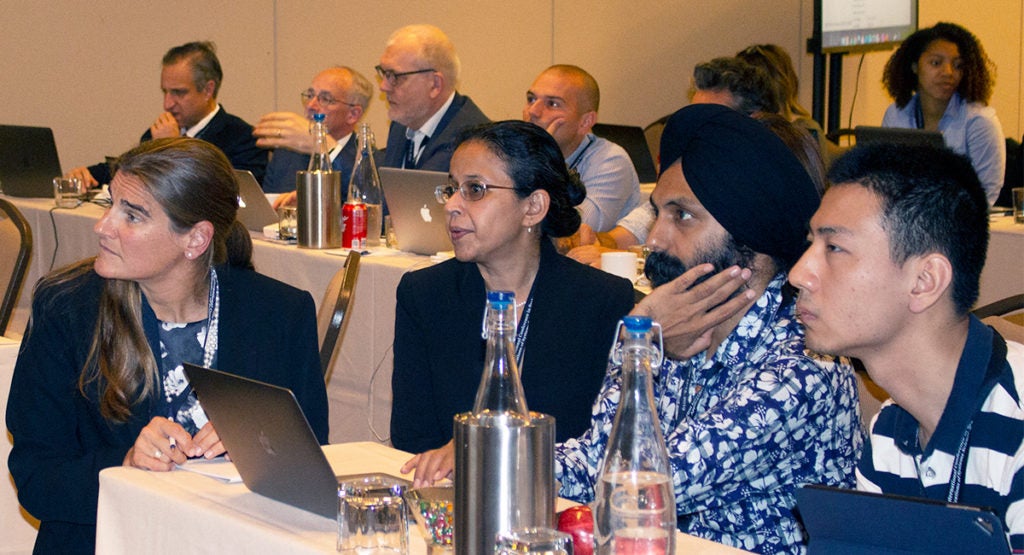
[374,65,436,86]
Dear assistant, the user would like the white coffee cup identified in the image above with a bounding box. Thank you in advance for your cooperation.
[601,251,638,282]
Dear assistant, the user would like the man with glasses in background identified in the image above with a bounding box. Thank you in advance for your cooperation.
[67,41,267,186]
[253,66,373,194]
[376,24,489,171]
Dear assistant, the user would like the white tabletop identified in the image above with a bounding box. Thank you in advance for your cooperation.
[96,441,747,555]
[0,337,40,554]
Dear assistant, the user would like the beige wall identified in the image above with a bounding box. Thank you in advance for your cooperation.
[1,0,1019,172]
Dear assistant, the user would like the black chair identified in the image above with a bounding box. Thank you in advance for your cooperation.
[591,123,659,183]
[973,294,1024,345]
[316,250,361,381]
[0,198,32,336]
[994,137,1022,208]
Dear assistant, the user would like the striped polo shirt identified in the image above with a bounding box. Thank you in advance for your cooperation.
[857,316,1024,552]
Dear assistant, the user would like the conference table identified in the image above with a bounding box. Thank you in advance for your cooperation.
[4,195,435,446]
[96,441,748,554]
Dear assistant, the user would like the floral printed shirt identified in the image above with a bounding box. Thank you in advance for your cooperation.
[557,274,863,554]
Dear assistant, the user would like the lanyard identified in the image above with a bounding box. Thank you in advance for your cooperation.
[167,270,220,421]
[567,135,596,172]
[513,295,534,370]
[946,421,973,503]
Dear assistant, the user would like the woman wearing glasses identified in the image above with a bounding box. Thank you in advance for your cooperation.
[392,120,634,485]
[7,138,328,554]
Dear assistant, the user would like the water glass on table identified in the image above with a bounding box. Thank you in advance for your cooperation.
[53,177,85,208]
[278,206,298,240]
[336,474,409,553]
[495,527,575,554]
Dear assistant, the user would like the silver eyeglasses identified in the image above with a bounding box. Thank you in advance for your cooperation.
[435,178,517,204]
[300,89,359,108]
[374,65,436,87]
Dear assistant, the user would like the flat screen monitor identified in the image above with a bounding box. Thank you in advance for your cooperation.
[819,0,918,53]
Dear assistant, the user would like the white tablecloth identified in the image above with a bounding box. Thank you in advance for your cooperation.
[980,215,1024,307]
[3,196,435,445]
[1,336,39,555]
[96,441,746,555]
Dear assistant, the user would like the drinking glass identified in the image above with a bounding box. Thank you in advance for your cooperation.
[53,177,84,208]
[494,527,574,555]
[337,474,409,553]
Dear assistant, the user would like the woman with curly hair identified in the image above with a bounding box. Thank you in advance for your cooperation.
[882,22,1005,205]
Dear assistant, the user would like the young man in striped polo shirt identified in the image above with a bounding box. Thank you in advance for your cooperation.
[789,142,1024,552]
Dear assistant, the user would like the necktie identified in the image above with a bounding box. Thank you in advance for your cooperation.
[404,138,417,169]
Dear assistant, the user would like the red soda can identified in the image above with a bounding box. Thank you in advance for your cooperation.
[342,201,367,249]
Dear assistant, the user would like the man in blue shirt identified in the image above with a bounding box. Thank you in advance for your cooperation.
[789,143,1024,551]
[557,104,862,554]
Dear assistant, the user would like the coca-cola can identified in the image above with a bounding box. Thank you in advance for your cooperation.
[343,201,367,249]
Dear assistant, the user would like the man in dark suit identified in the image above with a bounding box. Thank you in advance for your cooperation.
[67,41,267,187]
[253,66,373,194]
[376,24,489,172]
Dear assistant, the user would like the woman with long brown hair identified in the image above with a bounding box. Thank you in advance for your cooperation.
[7,138,327,553]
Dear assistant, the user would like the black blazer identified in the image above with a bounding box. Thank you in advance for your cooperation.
[381,93,490,172]
[6,264,326,553]
[391,240,635,453]
[88,105,268,184]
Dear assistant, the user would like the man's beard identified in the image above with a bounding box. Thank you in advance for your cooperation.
[644,234,756,288]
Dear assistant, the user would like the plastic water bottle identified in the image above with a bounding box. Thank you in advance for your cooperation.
[348,123,383,246]
[593,316,675,555]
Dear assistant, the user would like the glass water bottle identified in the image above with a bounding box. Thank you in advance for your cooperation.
[594,315,675,555]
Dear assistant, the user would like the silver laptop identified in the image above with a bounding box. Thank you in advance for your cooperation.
[854,126,946,149]
[183,364,410,519]
[0,125,63,198]
[234,169,278,232]
[379,168,453,255]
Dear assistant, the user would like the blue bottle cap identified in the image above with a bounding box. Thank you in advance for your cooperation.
[486,290,515,307]
[312,113,326,122]
[622,315,653,333]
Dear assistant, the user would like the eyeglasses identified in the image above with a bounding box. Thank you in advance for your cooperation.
[374,65,436,86]
[300,89,359,108]
[435,178,517,204]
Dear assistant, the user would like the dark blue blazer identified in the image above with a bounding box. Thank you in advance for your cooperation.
[381,93,489,172]
[88,106,268,185]
[261,132,357,194]
[6,263,327,553]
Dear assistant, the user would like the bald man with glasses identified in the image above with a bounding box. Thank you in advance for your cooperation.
[254,66,373,194]
[376,24,489,172]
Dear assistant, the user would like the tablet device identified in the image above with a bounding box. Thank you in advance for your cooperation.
[796,484,1009,554]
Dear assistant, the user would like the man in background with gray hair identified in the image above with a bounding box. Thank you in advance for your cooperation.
[253,66,373,195]
[67,41,266,186]
[377,24,489,171]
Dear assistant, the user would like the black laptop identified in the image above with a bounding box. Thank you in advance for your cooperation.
[854,126,947,149]
[0,124,62,197]
[796,484,1009,554]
